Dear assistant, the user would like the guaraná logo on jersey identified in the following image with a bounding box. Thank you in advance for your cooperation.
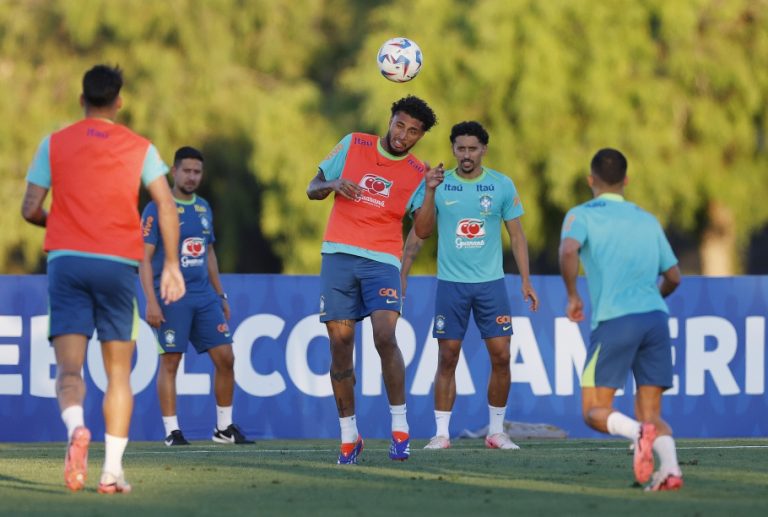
[456,219,486,239]
[182,237,205,257]
[181,237,206,267]
[455,218,486,249]
[359,174,393,197]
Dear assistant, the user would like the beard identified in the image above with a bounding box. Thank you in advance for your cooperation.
[385,131,410,156]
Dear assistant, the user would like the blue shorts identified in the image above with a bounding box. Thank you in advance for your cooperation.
[433,279,512,340]
[48,256,139,341]
[319,253,401,322]
[582,310,673,390]
[155,290,232,354]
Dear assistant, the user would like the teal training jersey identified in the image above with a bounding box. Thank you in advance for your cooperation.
[435,167,524,283]
[560,193,678,329]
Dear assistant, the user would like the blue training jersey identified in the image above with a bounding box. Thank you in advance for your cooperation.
[435,167,524,283]
[141,195,216,294]
[560,193,678,329]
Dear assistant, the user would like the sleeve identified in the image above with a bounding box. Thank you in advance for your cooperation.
[206,201,216,245]
[318,134,352,181]
[26,136,52,188]
[502,178,524,221]
[141,202,160,246]
[141,144,170,187]
[405,179,426,215]
[561,206,587,244]
[656,222,678,272]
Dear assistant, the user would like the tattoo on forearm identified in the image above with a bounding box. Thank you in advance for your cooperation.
[331,368,354,382]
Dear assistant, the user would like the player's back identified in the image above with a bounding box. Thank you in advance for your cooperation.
[566,195,677,327]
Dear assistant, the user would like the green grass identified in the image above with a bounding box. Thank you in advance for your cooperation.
[1,439,767,516]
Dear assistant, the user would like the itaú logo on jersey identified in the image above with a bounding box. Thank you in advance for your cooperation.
[455,218,486,249]
[359,174,393,197]
[181,237,205,267]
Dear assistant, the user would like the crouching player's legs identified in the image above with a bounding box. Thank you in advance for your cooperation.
[633,311,682,491]
[581,314,655,485]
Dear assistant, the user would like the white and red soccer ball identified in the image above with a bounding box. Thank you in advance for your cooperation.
[377,37,422,83]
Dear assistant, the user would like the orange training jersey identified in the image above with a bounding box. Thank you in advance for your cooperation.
[45,119,153,261]
[321,133,426,261]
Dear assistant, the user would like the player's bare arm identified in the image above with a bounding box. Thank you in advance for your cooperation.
[413,162,444,238]
[659,264,681,298]
[21,183,49,228]
[306,169,362,201]
[400,227,426,298]
[147,176,186,304]
[559,237,584,322]
[207,244,231,320]
[138,242,165,328]
[505,218,539,311]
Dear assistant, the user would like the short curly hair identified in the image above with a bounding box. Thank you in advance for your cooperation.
[390,95,437,132]
[450,121,489,145]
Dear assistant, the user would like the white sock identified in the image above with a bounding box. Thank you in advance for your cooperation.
[606,412,641,441]
[435,410,452,438]
[339,415,358,443]
[216,405,233,431]
[103,433,129,477]
[488,405,507,435]
[653,435,682,475]
[162,415,180,437]
[390,404,409,434]
[61,405,84,440]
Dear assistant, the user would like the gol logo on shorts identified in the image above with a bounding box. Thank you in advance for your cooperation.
[378,288,399,299]
[495,315,511,324]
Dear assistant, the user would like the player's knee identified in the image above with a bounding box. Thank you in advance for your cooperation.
[437,350,460,372]
[489,351,511,369]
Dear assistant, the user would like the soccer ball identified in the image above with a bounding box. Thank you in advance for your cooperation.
[377,37,423,83]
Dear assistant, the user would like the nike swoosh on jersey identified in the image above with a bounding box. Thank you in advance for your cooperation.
[445,200,459,206]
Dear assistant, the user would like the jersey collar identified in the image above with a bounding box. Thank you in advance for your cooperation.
[597,193,624,202]
[173,194,197,205]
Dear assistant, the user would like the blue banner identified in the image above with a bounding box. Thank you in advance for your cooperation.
[0,275,766,442]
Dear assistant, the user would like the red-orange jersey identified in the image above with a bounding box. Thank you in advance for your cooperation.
[320,133,426,262]
[44,119,156,261]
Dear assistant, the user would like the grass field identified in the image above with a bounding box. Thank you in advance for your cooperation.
[1,438,767,516]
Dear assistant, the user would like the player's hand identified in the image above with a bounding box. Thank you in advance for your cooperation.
[160,264,186,305]
[222,298,231,320]
[333,178,363,200]
[522,281,539,312]
[566,295,584,322]
[424,162,445,189]
[145,300,165,328]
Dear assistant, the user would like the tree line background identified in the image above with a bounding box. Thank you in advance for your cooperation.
[2,0,767,276]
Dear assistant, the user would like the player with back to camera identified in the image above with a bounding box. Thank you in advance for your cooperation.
[139,146,253,446]
[307,95,444,464]
[21,64,185,494]
[559,148,683,491]
[401,121,539,450]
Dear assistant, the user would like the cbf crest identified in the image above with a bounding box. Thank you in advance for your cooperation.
[164,329,176,347]
[199,214,210,232]
[479,194,493,216]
